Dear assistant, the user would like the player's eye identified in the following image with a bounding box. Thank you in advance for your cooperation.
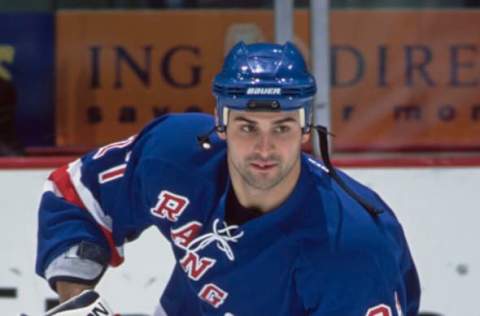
[273,125,291,134]
[240,124,256,133]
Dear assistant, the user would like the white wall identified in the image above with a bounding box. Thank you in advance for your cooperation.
[1,167,478,315]
[346,167,479,316]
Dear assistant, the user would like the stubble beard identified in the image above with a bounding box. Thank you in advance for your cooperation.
[232,154,300,191]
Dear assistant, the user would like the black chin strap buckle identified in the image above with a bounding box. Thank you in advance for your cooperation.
[313,125,383,218]
[197,126,224,150]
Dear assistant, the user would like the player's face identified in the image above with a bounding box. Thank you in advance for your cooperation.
[220,110,310,191]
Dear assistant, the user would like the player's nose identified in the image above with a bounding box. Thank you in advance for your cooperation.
[253,133,274,156]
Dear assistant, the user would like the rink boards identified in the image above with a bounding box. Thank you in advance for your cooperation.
[0,166,477,315]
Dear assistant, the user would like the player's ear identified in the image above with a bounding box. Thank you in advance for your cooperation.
[217,129,226,140]
[301,130,311,144]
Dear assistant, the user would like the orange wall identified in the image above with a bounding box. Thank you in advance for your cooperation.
[56,10,480,151]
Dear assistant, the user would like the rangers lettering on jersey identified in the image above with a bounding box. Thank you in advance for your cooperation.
[167,219,241,307]
[171,221,203,248]
[151,190,189,222]
[180,252,216,281]
[199,283,229,308]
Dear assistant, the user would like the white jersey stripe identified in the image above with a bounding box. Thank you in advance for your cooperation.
[68,159,113,231]
[67,159,124,258]
[43,179,63,198]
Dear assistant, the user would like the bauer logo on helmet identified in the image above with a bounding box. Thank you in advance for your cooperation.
[246,87,281,95]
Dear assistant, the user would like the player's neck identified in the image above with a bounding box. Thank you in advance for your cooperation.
[228,159,301,213]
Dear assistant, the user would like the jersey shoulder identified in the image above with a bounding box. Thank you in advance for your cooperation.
[128,111,229,195]
[128,113,228,177]
[300,155,406,265]
[297,157,414,313]
[135,113,225,161]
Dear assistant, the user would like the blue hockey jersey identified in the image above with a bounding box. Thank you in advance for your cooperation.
[36,113,420,315]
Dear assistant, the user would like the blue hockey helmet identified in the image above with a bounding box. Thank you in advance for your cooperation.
[212,41,316,133]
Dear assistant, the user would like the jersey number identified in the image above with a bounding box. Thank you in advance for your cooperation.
[366,304,392,316]
[93,135,135,160]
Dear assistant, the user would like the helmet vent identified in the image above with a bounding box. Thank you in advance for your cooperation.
[213,84,247,96]
[281,87,302,96]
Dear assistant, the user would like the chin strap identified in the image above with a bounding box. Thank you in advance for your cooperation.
[313,125,383,218]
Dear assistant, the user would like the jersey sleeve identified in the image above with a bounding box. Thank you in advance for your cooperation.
[296,248,404,316]
[295,181,420,316]
[372,192,421,316]
[35,114,218,289]
[35,135,152,283]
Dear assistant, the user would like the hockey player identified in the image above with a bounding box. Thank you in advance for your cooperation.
[36,42,420,315]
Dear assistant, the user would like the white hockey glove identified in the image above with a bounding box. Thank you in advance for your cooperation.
[44,290,115,316]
